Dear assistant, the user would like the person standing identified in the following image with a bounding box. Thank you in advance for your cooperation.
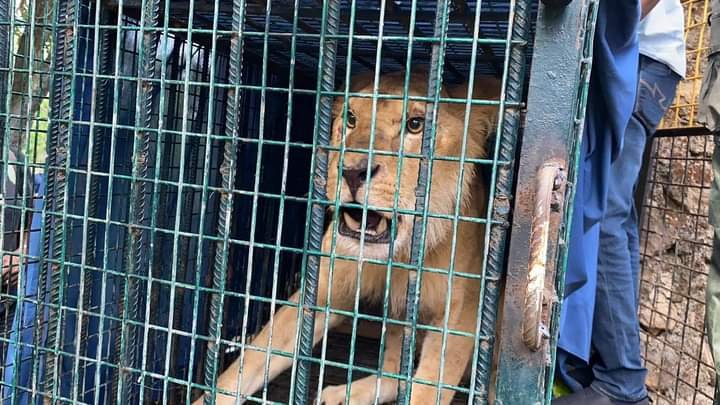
[555,0,685,403]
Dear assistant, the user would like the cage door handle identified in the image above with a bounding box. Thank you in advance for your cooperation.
[522,160,566,352]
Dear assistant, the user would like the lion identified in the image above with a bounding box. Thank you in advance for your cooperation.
[195,71,500,405]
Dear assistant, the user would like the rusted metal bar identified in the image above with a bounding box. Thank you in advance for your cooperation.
[522,160,565,352]
[493,0,597,401]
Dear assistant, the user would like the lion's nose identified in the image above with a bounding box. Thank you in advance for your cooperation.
[342,160,380,197]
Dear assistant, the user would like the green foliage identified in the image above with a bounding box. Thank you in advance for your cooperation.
[26,98,47,164]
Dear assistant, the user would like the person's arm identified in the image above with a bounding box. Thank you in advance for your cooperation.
[642,0,661,19]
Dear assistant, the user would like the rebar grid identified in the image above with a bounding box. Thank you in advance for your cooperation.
[660,0,711,129]
[639,131,715,405]
[0,0,546,403]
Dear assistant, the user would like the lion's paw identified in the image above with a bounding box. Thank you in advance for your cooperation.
[320,384,375,405]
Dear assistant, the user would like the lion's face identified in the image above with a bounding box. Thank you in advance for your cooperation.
[326,72,494,261]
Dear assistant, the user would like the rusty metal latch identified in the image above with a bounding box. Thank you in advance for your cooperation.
[522,160,566,352]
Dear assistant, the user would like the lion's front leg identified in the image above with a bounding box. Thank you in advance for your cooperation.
[408,302,476,405]
[320,324,403,405]
[407,329,474,405]
[195,234,353,404]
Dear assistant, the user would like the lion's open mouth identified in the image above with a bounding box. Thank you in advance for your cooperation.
[338,206,393,244]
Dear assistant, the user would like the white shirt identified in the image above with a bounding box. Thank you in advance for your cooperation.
[639,0,687,77]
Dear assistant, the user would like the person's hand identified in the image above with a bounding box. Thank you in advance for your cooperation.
[1,231,30,292]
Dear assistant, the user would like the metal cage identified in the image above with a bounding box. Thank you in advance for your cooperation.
[0,0,598,403]
[639,129,715,405]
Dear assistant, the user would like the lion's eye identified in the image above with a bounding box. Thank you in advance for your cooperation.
[346,111,356,129]
[406,117,424,134]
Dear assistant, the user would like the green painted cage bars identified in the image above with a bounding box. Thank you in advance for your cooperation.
[0,0,597,403]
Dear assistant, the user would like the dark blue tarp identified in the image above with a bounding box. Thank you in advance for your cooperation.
[558,0,641,388]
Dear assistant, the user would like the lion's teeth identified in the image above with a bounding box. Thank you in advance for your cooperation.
[344,212,361,231]
[376,218,388,235]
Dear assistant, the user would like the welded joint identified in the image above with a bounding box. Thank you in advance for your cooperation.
[313,173,327,189]
[133,151,147,167]
[493,193,511,217]
[218,166,232,179]
[485,280,497,293]
[128,225,142,237]
[140,79,153,93]
[522,159,566,352]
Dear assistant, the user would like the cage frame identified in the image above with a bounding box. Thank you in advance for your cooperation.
[0,0,601,403]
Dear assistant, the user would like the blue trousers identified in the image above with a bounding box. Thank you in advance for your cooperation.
[590,55,680,401]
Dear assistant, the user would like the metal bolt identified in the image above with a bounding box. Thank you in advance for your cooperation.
[552,171,565,191]
[540,323,550,339]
